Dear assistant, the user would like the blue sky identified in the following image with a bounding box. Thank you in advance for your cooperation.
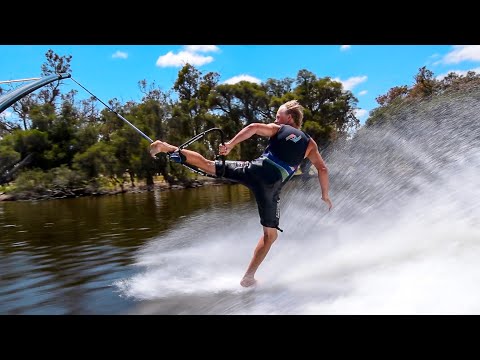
[2,45,480,124]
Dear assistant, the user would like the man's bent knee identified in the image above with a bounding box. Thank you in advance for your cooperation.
[204,159,216,175]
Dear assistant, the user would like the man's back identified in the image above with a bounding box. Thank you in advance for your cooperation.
[259,125,311,181]
[264,125,310,164]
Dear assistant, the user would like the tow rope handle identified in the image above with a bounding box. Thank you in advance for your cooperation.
[216,128,226,178]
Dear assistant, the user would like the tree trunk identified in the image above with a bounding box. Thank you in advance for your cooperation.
[0,153,33,185]
[160,168,176,185]
[146,173,154,190]
[129,171,135,187]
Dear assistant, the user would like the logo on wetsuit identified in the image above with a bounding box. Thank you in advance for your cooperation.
[286,134,302,143]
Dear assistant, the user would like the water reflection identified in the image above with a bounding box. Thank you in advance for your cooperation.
[0,185,253,314]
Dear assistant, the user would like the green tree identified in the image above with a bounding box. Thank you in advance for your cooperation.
[293,70,359,147]
[72,142,119,179]
[11,129,50,164]
[172,63,220,138]
[0,146,21,174]
[264,77,295,116]
[129,86,172,185]
[166,64,222,181]
[44,101,80,167]
[209,81,271,159]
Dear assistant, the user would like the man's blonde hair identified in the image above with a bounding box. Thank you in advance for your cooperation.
[281,100,304,127]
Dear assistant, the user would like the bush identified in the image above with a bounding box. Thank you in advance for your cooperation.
[84,175,114,194]
[10,166,87,197]
[12,169,52,194]
[50,165,87,189]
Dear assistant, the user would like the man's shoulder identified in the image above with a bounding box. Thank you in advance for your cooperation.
[280,124,297,133]
[287,124,310,138]
[268,123,282,130]
[283,124,305,132]
[267,123,282,135]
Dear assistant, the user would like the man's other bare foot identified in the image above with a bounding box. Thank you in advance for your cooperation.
[240,276,257,287]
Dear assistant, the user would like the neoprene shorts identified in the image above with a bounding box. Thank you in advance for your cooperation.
[215,158,284,229]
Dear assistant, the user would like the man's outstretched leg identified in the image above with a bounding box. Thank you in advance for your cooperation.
[150,140,216,176]
[240,226,278,287]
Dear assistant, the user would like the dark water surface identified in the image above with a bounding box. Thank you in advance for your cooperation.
[0,185,253,314]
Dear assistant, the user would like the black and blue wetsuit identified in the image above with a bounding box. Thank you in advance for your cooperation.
[215,124,311,230]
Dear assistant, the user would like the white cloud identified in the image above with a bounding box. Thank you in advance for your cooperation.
[156,51,214,67]
[340,45,351,51]
[358,90,368,96]
[112,51,128,59]
[441,45,480,64]
[436,67,480,80]
[223,74,262,85]
[184,45,219,53]
[333,75,368,91]
[354,108,368,120]
[156,45,220,68]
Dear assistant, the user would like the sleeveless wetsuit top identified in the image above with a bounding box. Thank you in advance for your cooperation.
[260,124,311,182]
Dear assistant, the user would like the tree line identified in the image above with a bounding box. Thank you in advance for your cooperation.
[366,66,480,127]
[0,50,359,197]
[3,50,476,199]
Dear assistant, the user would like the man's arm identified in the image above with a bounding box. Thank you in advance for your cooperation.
[220,123,280,155]
[305,138,332,210]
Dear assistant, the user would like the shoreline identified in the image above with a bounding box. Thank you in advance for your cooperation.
[0,177,235,202]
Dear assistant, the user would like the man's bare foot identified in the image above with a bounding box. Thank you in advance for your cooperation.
[240,276,257,287]
[150,141,176,156]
